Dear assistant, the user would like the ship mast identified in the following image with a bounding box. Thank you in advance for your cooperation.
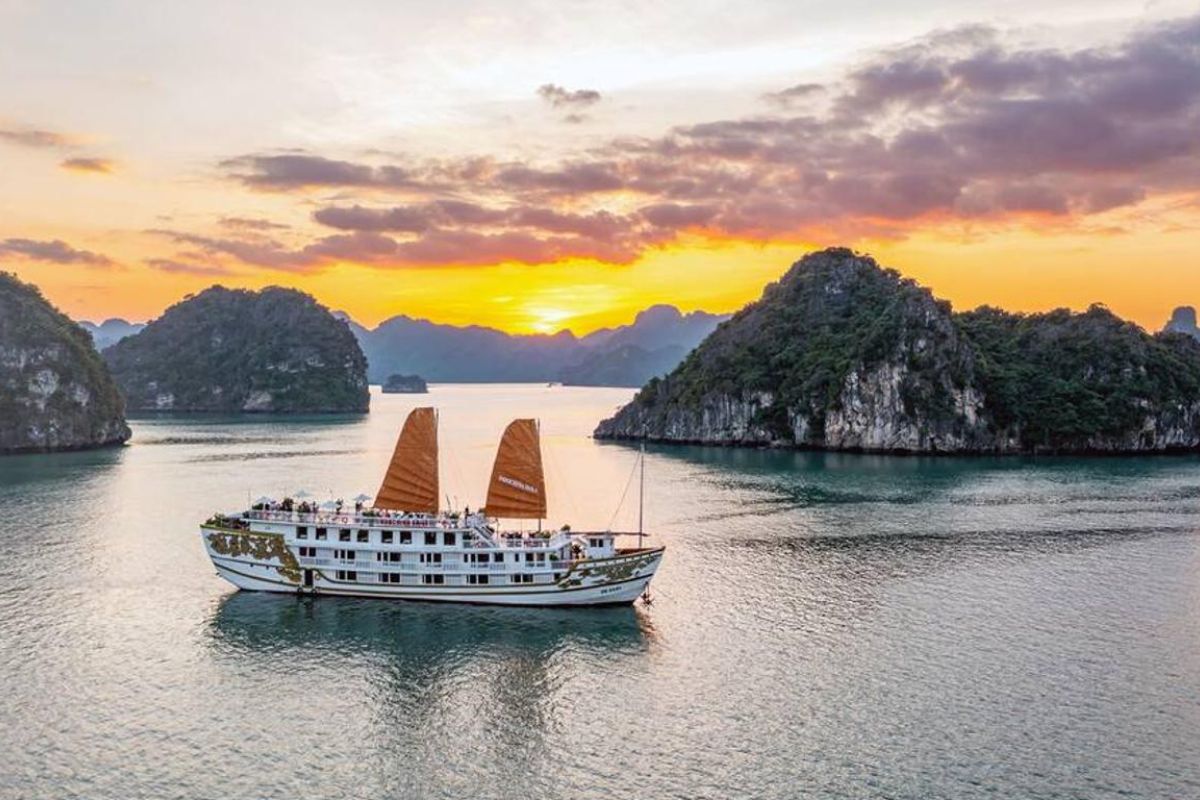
[637,439,645,549]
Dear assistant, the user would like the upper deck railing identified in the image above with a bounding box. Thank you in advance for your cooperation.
[245,509,461,529]
[243,508,581,549]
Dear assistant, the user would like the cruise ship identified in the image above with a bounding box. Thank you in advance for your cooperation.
[199,408,664,606]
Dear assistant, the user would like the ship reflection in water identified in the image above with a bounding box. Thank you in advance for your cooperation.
[208,591,654,662]
[206,592,656,797]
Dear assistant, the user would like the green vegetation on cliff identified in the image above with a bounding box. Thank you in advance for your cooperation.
[104,286,369,413]
[601,249,1200,453]
[958,305,1200,449]
[0,272,130,453]
[647,250,972,440]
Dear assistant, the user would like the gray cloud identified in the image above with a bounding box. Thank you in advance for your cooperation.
[218,217,290,231]
[0,128,72,149]
[0,238,113,266]
[60,157,115,174]
[145,258,236,277]
[537,84,602,109]
[221,154,420,190]
[762,82,824,108]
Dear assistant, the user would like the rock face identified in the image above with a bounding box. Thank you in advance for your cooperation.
[0,272,131,453]
[104,286,369,413]
[596,248,1200,454]
[381,373,428,394]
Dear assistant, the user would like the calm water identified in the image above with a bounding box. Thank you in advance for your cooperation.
[1,385,1198,799]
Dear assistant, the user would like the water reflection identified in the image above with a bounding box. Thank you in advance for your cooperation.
[0,445,125,493]
[208,591,654,663]
[205,591,656,794]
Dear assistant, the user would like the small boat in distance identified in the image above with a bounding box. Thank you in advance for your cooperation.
[199,409,664,606]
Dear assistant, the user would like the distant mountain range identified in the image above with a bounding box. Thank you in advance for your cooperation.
[78,303,727,388]
[340,304,727,386]
[78,318,146,350]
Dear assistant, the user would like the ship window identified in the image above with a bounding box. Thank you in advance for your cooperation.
[553,573,562,582]
[536,553,545,563]
[316,528,327,540]
[419,553,442,564]
[380,573,400,584]
[339,529,351,542]
[493,553,503,563]
[347,571,357,581]
[511,574,533,584]
[381,531,394,544]
[424,531,437,545]
[357,530,369,543]
[422,574,444,585]
[296,527,308,539]
[525,553,533,563]
[443,532,455,547]
[336,570,358,581]
[399,531,412,544]
[467,574,490,585]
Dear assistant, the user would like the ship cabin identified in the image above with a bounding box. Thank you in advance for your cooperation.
[236,511,617,590]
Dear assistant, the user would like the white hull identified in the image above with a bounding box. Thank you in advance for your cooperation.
[202,520,663,608]
[213,559,655,606]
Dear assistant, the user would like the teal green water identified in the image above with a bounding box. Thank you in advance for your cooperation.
[1,385,1198,798]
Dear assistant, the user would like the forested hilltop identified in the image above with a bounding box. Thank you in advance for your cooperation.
[0,272,130,453]
[104,286,369,413]
[596,249,1200,454]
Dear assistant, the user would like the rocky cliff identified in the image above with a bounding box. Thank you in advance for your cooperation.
[0,272,131,453]
[596,249,1200,454]
[104,286,369,413]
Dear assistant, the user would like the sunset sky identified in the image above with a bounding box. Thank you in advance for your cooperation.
[1,1,1198,334]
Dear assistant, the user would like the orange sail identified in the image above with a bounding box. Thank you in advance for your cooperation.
[484,419,547,519]
[375,407,439,514]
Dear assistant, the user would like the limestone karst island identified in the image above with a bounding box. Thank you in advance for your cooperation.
[597,249,1200,454]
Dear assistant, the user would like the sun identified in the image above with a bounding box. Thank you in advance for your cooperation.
[526,306,574,334]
